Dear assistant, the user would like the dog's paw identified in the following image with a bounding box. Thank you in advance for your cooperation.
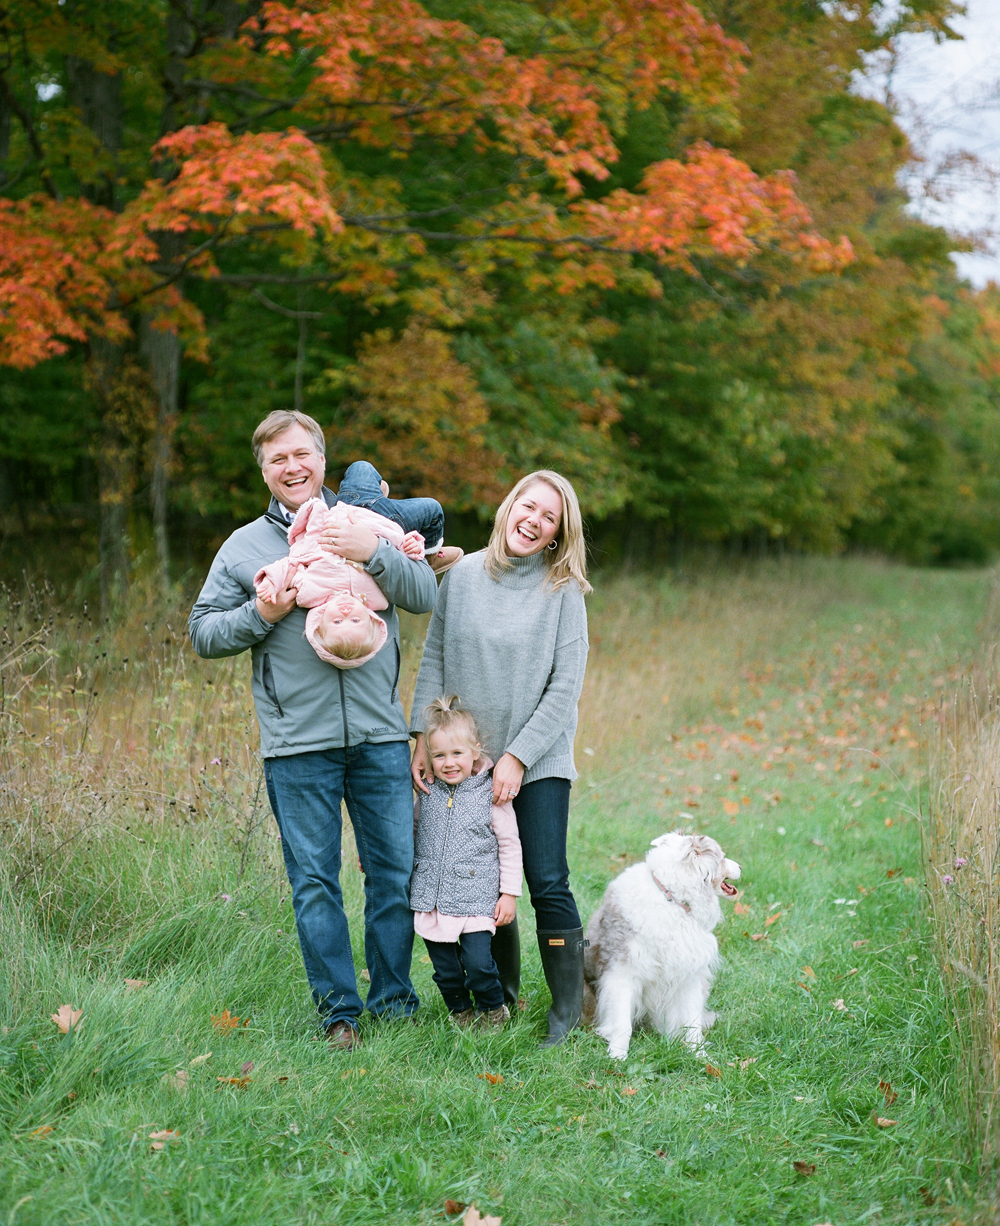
[702,1010,717,1030]
[606,1045,629,1061]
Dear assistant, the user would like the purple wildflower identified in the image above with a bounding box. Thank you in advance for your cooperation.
[221,893,232,902]
[954,857,968,868]
[210,757,222,766]
[941,874,955,886]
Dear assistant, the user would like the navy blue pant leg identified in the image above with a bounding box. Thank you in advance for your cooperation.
[424,932,504,1013]
[337,460,445,549]
[511,777,582,931]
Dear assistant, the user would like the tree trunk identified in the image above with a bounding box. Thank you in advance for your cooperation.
[139,319,180,595]
[90,338,131,619]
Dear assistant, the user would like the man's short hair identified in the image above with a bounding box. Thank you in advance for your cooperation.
[252,411,327,468]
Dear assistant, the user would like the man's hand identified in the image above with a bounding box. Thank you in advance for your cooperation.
[495,894,517,927]
[492,752,525,805]
[411,733,433,795]
[255,568,299,624]
[319,520,379,564]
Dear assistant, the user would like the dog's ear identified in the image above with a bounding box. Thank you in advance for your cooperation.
[650,834,673,847]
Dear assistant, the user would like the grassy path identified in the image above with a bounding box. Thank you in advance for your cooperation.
[0,559,990,1225]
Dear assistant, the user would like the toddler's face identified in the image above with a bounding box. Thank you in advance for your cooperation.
[427,730,479,785]
[317,595,369,647]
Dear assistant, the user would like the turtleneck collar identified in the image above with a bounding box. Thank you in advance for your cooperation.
[493,549,549,590]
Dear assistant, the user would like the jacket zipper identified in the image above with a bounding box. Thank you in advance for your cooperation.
[338,668,350,749]
[261,653,284,718]
[391,641,401,703]
[432,782,458,908]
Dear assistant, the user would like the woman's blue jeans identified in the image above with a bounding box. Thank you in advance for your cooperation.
[512,777,581,931]
[337,461,445,551]
[264,741,419,1026]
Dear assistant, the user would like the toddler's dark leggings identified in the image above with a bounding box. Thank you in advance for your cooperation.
[424,930,504,1013]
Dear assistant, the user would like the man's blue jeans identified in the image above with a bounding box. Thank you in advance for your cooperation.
[337,460,446,551]
[264,741,419,1026]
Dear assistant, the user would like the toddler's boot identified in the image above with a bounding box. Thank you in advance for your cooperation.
[448,1008,476,1029]
[473,1005,510,1030]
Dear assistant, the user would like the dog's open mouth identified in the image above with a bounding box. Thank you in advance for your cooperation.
[721,880,738,897]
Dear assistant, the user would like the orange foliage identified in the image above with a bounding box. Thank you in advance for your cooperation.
[329,322,506,509]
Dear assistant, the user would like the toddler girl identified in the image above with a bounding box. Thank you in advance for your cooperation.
[411,696,522,1028]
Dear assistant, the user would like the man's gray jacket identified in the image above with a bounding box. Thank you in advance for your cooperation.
[188,488,438,757]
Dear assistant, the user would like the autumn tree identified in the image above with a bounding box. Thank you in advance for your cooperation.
[0,0,851,598]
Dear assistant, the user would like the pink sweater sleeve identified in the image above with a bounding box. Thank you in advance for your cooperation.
[491,800,523,897]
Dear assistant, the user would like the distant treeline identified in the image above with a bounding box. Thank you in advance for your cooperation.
[1,0,996,607]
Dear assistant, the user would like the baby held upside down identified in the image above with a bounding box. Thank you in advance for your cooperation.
[253,497,425,669]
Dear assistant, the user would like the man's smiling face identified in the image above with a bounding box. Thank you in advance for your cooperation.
[260,424,326,511]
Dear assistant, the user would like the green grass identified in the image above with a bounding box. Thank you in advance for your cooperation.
[0,557,991,1225]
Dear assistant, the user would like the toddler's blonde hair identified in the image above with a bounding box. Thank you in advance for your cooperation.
[424,695,481,753]
[315,614,381,660]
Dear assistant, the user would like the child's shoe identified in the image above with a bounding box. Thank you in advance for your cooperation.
[428,547,464,576]
[448,1007,476,1029]
[473,1005,510,1030]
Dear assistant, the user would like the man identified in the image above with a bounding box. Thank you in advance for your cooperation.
[189,410,438,1050]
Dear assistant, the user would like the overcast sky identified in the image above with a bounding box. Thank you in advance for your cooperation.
[855,0,1000,286]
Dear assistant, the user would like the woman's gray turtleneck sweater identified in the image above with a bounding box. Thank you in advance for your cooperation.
[410,550,589,784]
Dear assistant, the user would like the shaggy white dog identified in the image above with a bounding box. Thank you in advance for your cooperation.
[583,831,741,1060]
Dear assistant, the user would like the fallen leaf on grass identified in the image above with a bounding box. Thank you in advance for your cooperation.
[792,1161,816,1176]
[853,940,868,949]
[581,1079,602,1090]
[879,1079,898,1107]
[29,1125,53,1138]
[216,1076,251,1089]
[795,982,812,993]
[871,1113,897,1127]
[240,1061,254,1076]
[50,1005,83,1034]
[189,1052,212,1065]
[163,1069,189,1092]
[748,933,767,941]
[739,1057,758,1070]
[764,912,782,927]
[723,800,740,816]
[705,1064,722,1078]
[360,969,370,983]
[833,999,847,1011]
[734,901,751,915]
[149,1129,180,1150]
[654,1148,667,1158]
[621,1086,637,1096]
[463,1207,501,1226]
[211,1010,248,1031]
[124,979,149,991]
[477,1073,503,1085]
[801,966,816,978]
[445,1201,467,1216]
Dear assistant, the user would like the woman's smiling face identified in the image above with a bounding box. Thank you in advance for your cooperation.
[504,481,563,557]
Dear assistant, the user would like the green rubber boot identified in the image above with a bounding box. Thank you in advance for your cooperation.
[537,928,586,1049]
[491,916,521,1010]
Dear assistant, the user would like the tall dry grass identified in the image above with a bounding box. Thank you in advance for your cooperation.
[927,673,1000,1166]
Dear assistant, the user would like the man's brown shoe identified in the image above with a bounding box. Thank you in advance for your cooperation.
[325,1021,362,1050]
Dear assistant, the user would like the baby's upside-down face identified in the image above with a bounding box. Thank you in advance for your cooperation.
[315,594,369,651]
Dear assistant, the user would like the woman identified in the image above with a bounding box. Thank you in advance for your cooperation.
[410,471,591,1047]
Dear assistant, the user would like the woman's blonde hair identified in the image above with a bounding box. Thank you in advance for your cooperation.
[424,695,481,752]
[483,470,591,593]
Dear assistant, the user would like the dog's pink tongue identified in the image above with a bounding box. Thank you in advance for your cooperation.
[721,881,737,897]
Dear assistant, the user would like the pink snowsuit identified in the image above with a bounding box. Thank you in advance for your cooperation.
[253,498,423,669]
